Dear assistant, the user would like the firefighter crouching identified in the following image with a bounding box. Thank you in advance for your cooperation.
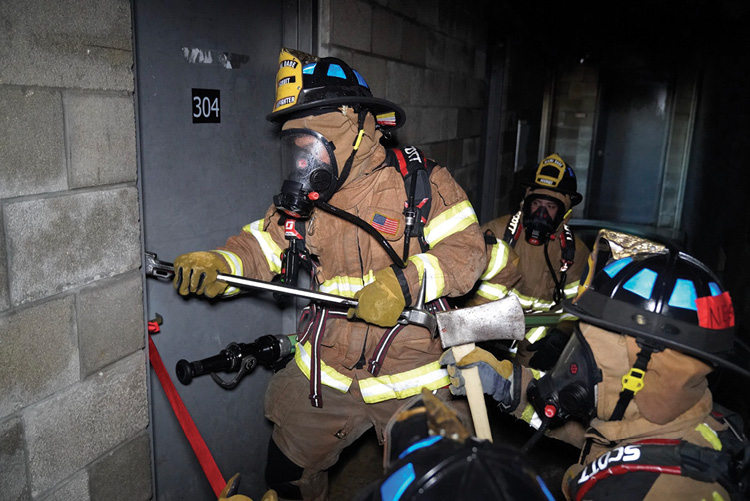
[443,235,750,500]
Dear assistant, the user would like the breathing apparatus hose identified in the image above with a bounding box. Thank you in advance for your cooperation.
[521,418,550,454]
[402,168,420,261]
[543,240,566,304]
[313,199,407,268]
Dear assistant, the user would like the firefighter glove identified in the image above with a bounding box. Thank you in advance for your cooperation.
[219,473,278,501]
[347,267,406,327]
[173,251,229,298]
[439,347,513,406]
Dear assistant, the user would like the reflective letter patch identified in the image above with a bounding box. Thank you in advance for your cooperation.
[695,291,734,329]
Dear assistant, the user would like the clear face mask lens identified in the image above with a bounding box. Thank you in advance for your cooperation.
[278,129,339,205]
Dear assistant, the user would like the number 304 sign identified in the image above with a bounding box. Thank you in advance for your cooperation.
[192,89,220,123]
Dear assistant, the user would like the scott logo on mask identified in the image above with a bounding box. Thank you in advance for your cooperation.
[577,445,642,483]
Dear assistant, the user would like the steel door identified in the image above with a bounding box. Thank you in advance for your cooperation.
[587,68,671,225]
[134,1,293,498]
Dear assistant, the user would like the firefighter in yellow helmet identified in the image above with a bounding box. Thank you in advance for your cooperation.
[442,236,750,500]
[172,48,485,500]
[468,154,591,370]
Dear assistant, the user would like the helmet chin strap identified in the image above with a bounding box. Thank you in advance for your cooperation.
[608,343,656,421]
[334,109,368,192]
[310,109,409,269]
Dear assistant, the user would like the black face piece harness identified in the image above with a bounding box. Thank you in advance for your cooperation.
[503,208,576,305]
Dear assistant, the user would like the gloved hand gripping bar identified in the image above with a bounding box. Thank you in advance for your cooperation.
[144,252,436,332]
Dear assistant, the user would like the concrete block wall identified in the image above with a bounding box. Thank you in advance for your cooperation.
[548,64,599,219]
[317,0,492,207]
[0,1,151,499]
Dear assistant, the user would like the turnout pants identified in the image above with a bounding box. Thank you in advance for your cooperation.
[264,363,467,500]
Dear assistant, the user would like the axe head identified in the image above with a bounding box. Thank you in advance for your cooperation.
[436,296,525,349]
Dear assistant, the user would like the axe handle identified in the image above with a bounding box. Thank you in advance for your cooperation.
[451,343,493,442]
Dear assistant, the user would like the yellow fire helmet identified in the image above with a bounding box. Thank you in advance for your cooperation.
[523,153,583,206]
[266,48,405,130]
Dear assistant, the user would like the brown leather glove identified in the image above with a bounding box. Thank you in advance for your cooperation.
[173,251,229,298]
[439,347,513,404]
[218,473,277,501]
[347,267,406,327]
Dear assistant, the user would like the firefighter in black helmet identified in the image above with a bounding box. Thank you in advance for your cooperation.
[354,390,555,501]
[442,232,750,500]
[171,48,485,500]
[468,154,590,370]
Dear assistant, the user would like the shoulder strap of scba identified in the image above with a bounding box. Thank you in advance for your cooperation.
[385,147,436,252]
[502,209,576,271]
[569,430,749,500]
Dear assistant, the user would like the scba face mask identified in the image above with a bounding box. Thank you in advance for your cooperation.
[522,195,564,245]
[527,326,602,426]
[274,128,338,219]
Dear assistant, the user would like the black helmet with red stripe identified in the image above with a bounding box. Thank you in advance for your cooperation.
[564,248,749,378]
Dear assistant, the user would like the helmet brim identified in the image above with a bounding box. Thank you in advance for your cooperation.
[522,182,582,206]
[266,96,406,130]
[563,299,750,379]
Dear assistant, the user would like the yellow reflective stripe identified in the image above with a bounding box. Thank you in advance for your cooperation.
[481,239,511,280]
[695,423,722,450]
[319,271,375,297]
[477,285,557,313]
[710,492,726,501]
[214,250,242,296]
[520,403,543,429]
[407,253,445,302]
[243,220,283,274]
[477,282,509,301]
[560,312,578,322]
[564,280,581,298]
[509,289,555,311]
[526,326,548,343]
[531,368,544,379]
[423,200,478,247]
[359,361,450,403]
[294,342,352,393]
[520,369,545,428]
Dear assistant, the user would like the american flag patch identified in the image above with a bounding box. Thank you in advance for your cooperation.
[372,213,399,235]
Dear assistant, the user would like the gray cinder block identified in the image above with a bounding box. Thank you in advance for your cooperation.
[418,69,451,107]
[24,351,148,496]
[67,93,137,188]
[0,0,133,91]
[350,54,387,101]
[386,61,414,105]
[400,21,427,67]
[35,471,90,501]
[0,87,66,200]
[0,208,8,312]
[0,417,31,500]
[372,10,402,60]
[331,0,372,52]
[0,296,78,419]
[89,432,152,501]
[5,187,141,306]
[78,271,145,377]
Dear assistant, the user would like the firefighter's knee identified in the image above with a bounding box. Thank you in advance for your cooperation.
[265,439,303,500]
